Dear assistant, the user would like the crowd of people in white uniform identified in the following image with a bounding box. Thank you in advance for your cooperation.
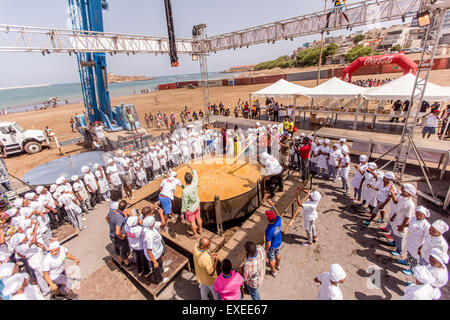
[0,118,448,300]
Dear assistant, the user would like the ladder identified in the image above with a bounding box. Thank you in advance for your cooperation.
[391,4,448,206]
[192,24,211,123]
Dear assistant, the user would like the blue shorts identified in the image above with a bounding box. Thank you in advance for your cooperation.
[267,246,281,261]
[422,126,436,134]
[158,195,172,215]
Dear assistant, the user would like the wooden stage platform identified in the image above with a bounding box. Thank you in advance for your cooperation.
[53,224,78,244]
[314,127,450,179]
[110,245,189,300]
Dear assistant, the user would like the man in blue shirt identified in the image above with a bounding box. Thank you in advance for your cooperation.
[265,199,282,277]
[107,200,131,267]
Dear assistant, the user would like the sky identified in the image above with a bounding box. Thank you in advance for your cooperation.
[0,0,404,87]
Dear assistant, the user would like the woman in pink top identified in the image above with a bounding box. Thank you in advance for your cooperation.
[213,259,243,300]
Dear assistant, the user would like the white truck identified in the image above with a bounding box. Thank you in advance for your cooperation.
[0,122,47,155]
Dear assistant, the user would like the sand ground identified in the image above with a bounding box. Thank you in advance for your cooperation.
[3,68,450,178]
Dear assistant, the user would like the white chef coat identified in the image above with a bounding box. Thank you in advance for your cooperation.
[376,181,394,204]
[42,246,68,280]
[303,199,319,230]
[262,157,282,176]
[421,233,449,264]
[427,264,448,289]
[58,193,82,214]
[351,163,367,189]
[142,153,152,168]
[317,146,330,169]
[328,149,342,167]
[15,243,45,275]
[95,168,110,193]
[406,217,430,260]
[402,283,441,300]
[106,164,122,186]
[339,154,351,179]
[424,114,439,127]
[83,172,98,192]
[73,180,89,201]
[39,192,56,210]
[150,151,160,170]
[390,195,415,237]
[317,272,343,300]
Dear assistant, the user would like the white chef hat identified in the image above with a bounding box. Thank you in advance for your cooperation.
[256,122,261,127]
[0,262,16,279]
[56,176,65,185]
[170,171,177,177]
[341,146,349,154]
[127,216,139,228]
[384,171,395,180]
[430,248,449,265]
[367,162,377,170]
[143,216,155,228]
[48,241,61,251]
[2,273,29,296]
[330,264,347,282]
[9,233,26,249]
[300,132,306,137]
[81,166,90,173]
[324,139,330,144]
[143,147,149,152]
[310,191,322,202]
[13,198,23,208]
[49,184,57,192]
[71,175,79,182]
[108,159,114,164]
[93,163,100,170]
[318,139,323,144]
[402,183,416,196]
[6,208,17,217]
[359,155,368,162]
[339,138,347,143]
[24,193,36,200]
[415,206,431,217]
[413,265,434,284]
[431,220,449,234]
[35,186,44,194]
[164,139,169,144]
[308,135,314,140]
[333,143,339,148]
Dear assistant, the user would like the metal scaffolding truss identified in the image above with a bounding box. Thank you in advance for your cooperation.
[0,24,194,54]
[204,0,421,52]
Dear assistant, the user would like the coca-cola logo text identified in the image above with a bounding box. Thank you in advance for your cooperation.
[363,55,395,66]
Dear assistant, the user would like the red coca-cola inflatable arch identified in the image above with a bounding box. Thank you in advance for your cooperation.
[342,53,418,82]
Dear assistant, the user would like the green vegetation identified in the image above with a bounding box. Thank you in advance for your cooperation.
[353,34,365,45]
[344,46,374,63]
[254,43,340,70]
[391,44,402,52]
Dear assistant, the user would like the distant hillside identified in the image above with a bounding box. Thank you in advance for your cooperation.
[107,73,154,83]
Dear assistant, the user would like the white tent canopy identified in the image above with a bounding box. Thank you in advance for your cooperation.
[251,79,308,98]
[363,73,450,101]
[302,77,368,99]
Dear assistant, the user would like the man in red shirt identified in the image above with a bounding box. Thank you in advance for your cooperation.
[298,137,312,181]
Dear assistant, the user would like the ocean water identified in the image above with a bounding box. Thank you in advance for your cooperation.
[0,71,240,113]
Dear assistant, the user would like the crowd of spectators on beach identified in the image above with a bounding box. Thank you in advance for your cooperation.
[352,78,393,88]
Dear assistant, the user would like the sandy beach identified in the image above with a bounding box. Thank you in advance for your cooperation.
[3,68,450,178]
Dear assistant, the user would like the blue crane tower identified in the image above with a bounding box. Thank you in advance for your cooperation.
[67,0,179,132]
